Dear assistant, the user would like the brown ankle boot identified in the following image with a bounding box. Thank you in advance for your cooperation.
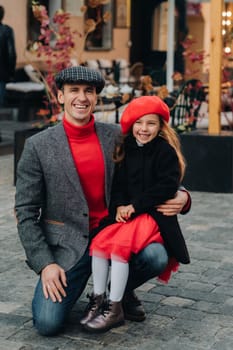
[80,293,106,325]
[83,300,124,333]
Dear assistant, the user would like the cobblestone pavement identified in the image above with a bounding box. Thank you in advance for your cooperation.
[1,153,233,350]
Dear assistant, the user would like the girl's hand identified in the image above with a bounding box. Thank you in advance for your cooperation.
[116,205,135,223]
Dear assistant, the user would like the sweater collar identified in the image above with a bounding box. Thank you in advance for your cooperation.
[126,133,161,151]
[63,114,95,139]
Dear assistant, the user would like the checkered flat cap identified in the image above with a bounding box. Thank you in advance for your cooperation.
[55,66,105,93]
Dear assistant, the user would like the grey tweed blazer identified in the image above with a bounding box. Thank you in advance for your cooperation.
[15,121,120,274]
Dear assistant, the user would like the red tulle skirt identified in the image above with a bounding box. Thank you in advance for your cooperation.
[89,213,179,283]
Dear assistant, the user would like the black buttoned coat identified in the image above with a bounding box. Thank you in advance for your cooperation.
[109,134,190,264]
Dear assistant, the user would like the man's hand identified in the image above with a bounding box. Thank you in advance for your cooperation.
[41,263,67,303]
[156,190,188,216]
[116,204,135,222]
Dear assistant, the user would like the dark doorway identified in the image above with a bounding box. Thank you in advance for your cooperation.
[130,0,188,85]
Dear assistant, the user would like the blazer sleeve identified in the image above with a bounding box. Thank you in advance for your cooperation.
[15,138,55,274]
[179,188,192,214]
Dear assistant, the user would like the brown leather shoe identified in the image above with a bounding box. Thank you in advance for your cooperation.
[80,293,106,325]
[83,300,124,333]
[122,291,146,322]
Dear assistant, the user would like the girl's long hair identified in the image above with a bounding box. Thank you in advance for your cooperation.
[112,134,126,164]
[159,118,186,182]
[113,116,186,182]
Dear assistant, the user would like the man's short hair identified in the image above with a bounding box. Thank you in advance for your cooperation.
[55,66,105,94]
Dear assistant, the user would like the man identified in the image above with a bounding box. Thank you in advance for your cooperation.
[15,66,191,336]
[0,5,16,106]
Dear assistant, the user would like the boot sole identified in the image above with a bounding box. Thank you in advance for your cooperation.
[83,319,125,333]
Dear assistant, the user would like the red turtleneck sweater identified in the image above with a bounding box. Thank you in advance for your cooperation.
[63,116,108,231]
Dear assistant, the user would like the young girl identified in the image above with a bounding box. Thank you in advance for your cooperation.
[81,96,190,333]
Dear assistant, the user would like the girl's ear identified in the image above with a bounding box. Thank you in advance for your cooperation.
[57,89,64,104]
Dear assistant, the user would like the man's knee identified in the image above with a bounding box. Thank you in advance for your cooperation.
[139,243,168,274]
[33,314,64,336]
[32,298,66,336]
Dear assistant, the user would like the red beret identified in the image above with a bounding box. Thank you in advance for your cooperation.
[120,96,170,134]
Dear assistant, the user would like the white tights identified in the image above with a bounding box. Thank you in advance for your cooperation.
[92,255,129,302]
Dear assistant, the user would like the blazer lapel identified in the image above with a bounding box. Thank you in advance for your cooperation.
[49,121,116,204]
[50,123,85,196]
[95,122,117,206]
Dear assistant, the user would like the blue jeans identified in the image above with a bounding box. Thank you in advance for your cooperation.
[32,243,168,336]
[32,249,92,336]
[126,242,168,291]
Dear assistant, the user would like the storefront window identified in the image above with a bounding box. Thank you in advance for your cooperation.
[84,0,113,51]
[27,0,62,44]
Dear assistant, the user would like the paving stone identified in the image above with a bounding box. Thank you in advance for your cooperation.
[0,302,22,314]
[191,300,228,314]
[161,296,194,307]
[213,285,233,296]
[0,313,31,338]
[136,282,154,292]
[185,281,216,292]
[8,328,71,349]
[0,340,25,350]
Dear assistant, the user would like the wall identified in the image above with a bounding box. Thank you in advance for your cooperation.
[185,14,205,81]
[2,0,130,67]
[201,2,210,81]
[185,3,219,83]
[68,16,130,64]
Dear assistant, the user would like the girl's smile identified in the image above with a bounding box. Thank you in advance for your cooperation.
[132,114,161,144]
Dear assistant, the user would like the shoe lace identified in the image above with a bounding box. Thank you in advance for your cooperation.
[85,293,97,312]
[100,300,111,317]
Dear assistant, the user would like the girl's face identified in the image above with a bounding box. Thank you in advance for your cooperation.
[132,114,161,144]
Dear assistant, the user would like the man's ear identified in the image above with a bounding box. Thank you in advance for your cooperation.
[57,89,64,104]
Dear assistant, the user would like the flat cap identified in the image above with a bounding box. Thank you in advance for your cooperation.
[120,96,170,134]
[55,66,105,93]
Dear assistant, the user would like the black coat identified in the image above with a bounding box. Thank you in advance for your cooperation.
[0,23,16,82]
[104,134,190,264]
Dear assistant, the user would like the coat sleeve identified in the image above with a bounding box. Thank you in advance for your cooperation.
[108,162,129,213]
[15,138,55,274]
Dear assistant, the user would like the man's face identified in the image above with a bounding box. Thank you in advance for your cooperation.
[57,84,97,126]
